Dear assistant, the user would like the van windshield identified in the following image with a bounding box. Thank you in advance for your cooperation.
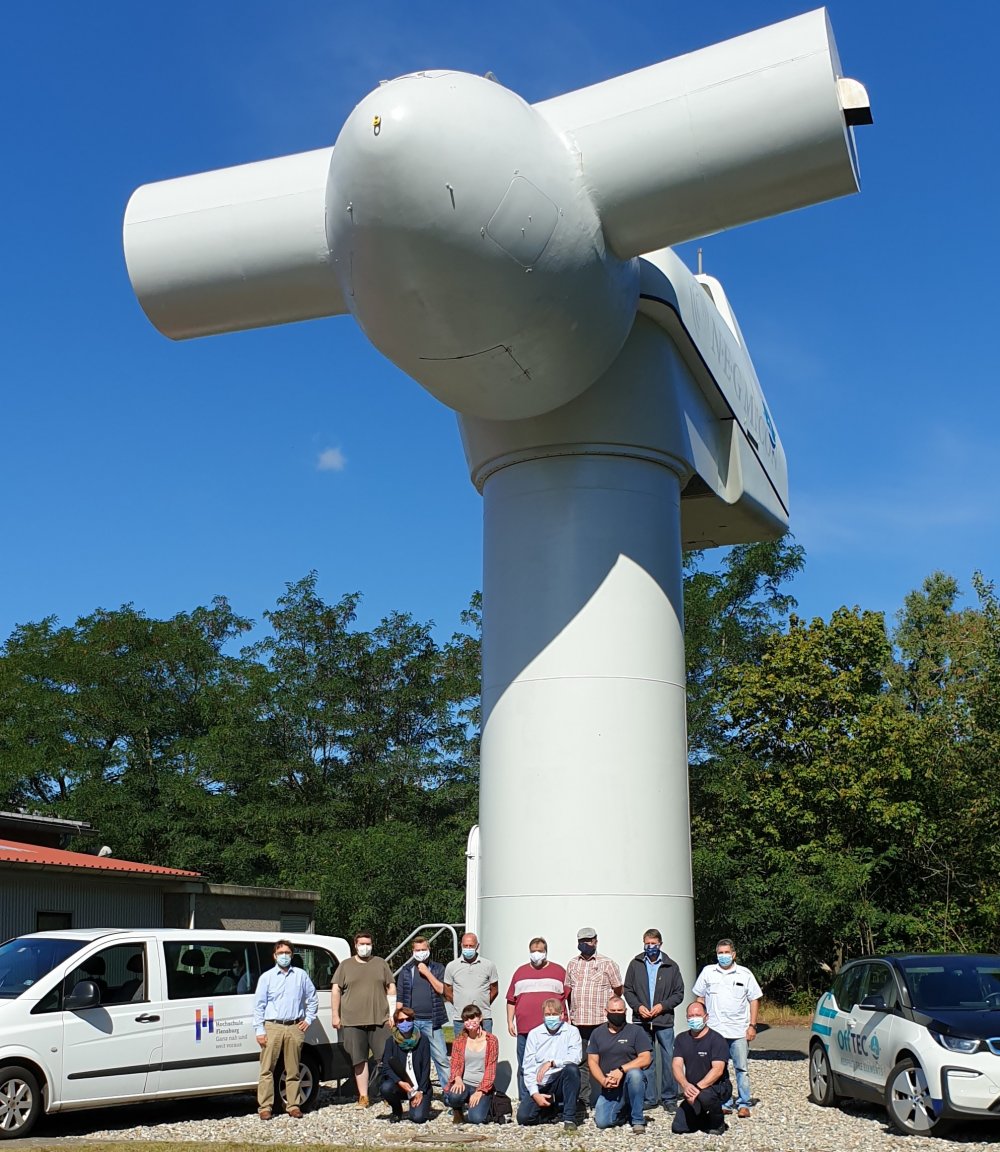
[899,956,1000,1011]
[0,937,82,998]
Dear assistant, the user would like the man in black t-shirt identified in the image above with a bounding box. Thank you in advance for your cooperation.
[670,1002,732,1134]
[586,997,652,1131]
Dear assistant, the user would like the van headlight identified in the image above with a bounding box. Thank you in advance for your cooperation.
[930,1030,982,1054]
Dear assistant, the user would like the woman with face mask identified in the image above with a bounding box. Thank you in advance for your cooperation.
[379,1006,433,1122]
[443,1004,500,1123]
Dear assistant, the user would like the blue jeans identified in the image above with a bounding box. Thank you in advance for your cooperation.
[593,1068,646,1128]
[643,1026,679,1105]
[516,1032,528,1101]
[516,1064,580,1125]
[443,1085,492,1124]
[413,1019,450,1088]
[724,1037,751,1108]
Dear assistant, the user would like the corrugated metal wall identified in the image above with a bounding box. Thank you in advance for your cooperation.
[1,874,164,941]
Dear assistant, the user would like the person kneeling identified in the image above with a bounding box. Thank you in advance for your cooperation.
[516,998,582,1130]
[443,1004,499,1124]
[379,1006,432,1123]
[587,996,652,1133]
[670,1003,732,1135]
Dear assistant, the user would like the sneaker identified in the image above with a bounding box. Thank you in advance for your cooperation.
[632,1123,647,1134]
[737,1106,751,1119]
[721,1106,733,1115]
[357,1095,370,1108]
[642,1101,657,1112]
[563,1122,578,1132]
[707,1123,728,1135]
[389,1110,403,1124]
[452,1108,464,1125]
[662,1100,678,1114]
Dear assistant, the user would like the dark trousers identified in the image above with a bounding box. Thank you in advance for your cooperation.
[516,1064,580,1125]
[380,1078,431,1123]
[576,1024,598,1108]
[671,1082,730,1133]
[516,1032,528,1101]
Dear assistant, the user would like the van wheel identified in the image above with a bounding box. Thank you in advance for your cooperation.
[885,1058,952,1137]
[0,1065,42,1139]
[276,1051,320,1113]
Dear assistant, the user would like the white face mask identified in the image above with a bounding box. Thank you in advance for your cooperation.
[356,944,373,959]
[530,950,547,965]
[413,949,431,963]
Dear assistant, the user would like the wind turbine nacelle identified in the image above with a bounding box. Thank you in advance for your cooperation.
[325,72,639,420]
[123,8,869,422]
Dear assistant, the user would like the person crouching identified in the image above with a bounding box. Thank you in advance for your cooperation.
[379,1006,432,1123]
[443,1004,499,1123]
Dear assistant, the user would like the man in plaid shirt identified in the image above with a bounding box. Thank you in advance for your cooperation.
[565,927,623,1110]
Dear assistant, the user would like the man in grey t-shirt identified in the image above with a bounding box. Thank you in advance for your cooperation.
[444,933,499,1032]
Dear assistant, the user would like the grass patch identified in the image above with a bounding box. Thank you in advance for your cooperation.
[758,1003,813,1026]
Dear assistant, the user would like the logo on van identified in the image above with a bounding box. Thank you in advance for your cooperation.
[195,1005,215,1042]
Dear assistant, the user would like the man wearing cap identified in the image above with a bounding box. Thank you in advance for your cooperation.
[565,927,622,1110]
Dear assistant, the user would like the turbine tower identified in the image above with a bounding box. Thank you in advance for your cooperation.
[124,8,870,1083]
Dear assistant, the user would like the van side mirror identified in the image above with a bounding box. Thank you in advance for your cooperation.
[65,979,101,1010]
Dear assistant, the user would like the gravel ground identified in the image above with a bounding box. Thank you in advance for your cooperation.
[50,1053,998,1151]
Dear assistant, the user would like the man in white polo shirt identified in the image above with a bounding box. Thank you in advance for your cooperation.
[691,939,762,1118]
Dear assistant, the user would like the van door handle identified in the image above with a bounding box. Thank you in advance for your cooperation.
[135,1013,160,1023]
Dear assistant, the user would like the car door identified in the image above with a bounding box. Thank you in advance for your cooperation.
[61,939,162,1104]
[833,962,898,1090]
[158,939,262,1096]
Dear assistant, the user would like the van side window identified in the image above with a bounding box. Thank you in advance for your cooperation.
[164,941,259,999]
[290,942,340,990]
[65,944,147,1006]
[831,963,866,1011]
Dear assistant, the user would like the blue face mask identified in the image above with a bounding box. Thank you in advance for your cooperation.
[276,954,292,968]
[397,1020,414,1035]
[578,942,596,957]
[644,944,660,960]
[717,953,734,967]
[544,1015,562,1031]
[462,948,477,961]
[687,1017,704,1031]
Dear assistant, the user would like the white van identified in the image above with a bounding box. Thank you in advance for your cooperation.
[0,928,353,1139]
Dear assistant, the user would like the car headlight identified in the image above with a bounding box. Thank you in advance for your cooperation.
[930,1030,982,1054]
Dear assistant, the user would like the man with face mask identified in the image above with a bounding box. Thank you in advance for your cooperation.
[565,927,623,1110]
[692,939,762,1119]
[586,995,652,1132]
[444,933,499,1033]
[623,928,685,1113]
[253,939,318,1120]
[505,937,568,1102]
[396,937,450,1089]
[669,1002,732,1134]
[516,998,582,1129]
[331,930,396,1108]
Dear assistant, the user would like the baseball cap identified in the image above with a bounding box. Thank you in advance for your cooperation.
[577,927,598,940]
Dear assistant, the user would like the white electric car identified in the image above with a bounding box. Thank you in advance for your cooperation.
[0,928,352,1139]
[808,953,1000,1136]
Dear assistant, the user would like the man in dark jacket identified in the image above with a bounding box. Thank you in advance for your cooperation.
[396,936,450,1088]
[622,928,684,1112]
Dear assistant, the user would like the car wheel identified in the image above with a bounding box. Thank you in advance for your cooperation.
[808,1044,837,1106]
[885,1058,951,1137]
[276,1050,320,1112]
[0,1065,42,1140]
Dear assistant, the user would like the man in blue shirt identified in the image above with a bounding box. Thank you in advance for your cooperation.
[253,939,318,1120]
[516,998,583,1130]
[622,928,685,1113]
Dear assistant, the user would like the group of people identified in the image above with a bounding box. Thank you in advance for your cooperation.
[251,927,762,1136]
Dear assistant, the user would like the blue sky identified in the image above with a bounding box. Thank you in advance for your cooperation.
[2,0,995,648]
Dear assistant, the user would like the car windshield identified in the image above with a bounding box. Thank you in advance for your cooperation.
[0,937,82,999]
[899,957,1000,1011]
